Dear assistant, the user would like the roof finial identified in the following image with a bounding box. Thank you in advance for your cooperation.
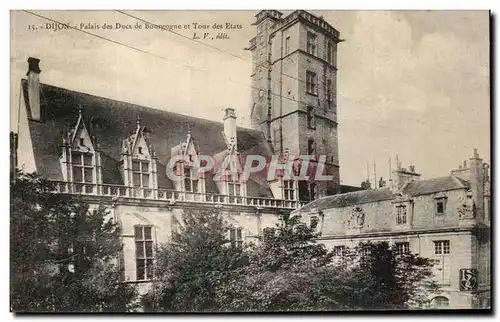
[136,114,141,129]
[78,104,83,117]
[187,124,191,136]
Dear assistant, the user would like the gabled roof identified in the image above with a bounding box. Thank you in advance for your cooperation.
[297,176,468,212]
[22,80,274,197]
[402,176,469,196]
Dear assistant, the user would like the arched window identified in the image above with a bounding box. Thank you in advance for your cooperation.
[432,296,449,309]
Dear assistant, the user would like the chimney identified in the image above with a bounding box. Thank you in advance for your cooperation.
[26,57,41,121]
[468,149,485,222]
[391,162,421,191]
[223,108,237,149]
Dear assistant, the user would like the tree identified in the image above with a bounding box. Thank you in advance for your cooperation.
[344,242,438,310]
[142,208,247,312]
[214,213,349,311]
[10,170,138,312]
[215,214,438,311]
[143,208,437,312]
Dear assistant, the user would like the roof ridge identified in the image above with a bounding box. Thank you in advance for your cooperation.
[23,79,262,133]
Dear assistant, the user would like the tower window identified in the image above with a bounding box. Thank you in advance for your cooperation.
[306,71,317,95]
[273,128,281,152]
[306,31,317,56]
[79,138,84,146]
[327,41,334,65]
[138,147,143,154]
[306,106,316,129]
[285,36,291,55]
[326,79,333,103]
[307,139,316,155]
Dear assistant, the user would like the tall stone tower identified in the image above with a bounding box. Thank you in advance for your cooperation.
[247,10,342,200]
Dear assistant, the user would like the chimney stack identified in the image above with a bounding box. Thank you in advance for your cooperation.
[223,108,237,149]
[26,57,41,121]
[390,161,421,191]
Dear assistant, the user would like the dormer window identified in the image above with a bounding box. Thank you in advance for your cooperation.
[228,181,241,197]
[434,193,448,216]
[283,180,295,200]
[132,160,150,188]
[72,152,94,183]
[184,167,198,193]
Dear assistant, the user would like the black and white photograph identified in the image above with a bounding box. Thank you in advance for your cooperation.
[9,8,491,313]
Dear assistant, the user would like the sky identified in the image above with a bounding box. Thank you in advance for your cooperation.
[10,10,490,186]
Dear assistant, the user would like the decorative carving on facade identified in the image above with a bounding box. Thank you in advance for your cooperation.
[347,206,365,229]
[458,191,476,219]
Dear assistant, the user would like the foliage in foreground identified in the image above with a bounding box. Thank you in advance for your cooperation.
[10,170,138,312]
[144,210,438,312]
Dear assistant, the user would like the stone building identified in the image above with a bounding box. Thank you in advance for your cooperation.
[15,9,347,296]
[12,9,490,310]
[247,10,342,200]
[294,153,491,309]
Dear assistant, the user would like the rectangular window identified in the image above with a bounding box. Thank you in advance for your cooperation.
[307,106,316,129]
[135,226,154,280]
[394,242,410,255]
[229,228,243,249]
[273,128,281,152]
[184,168,198,193]
[306,31,317,55]
[132,160,150,188]
[71,152,94,183]
[285,36,291,55]
[434,240,451,255]
[283,180,295,200]
[327,41,334,65]
[307,139,316,155]
[306,71,317,95]
[326,79,333,103]
[228,182,241,196]
[396,205,407,225]
[436,199,446,215]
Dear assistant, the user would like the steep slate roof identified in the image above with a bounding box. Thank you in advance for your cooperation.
[22,80,274,197]
[298,176,468,212]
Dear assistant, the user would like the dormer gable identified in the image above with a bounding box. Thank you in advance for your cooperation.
[59,107,102,187]
[65,106,96,152]
[121,117,155,160]
[119,117,158,194]
[171,128,199,168]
